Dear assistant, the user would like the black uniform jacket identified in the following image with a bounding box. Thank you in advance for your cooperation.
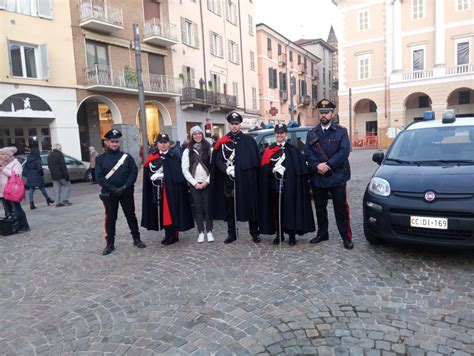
[210,131,260,222]
[259,143,315,235]
[96,149,138,195]
[141,152,194,232]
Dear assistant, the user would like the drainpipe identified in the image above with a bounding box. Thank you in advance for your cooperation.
[237,0,247,111]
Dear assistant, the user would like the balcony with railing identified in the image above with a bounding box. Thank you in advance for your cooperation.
[143,18,178,47]
[446,64,474,75]
[279,90,288,102]
[84,65,181,97]
[298,63,307,75]
[402,69,433,81]
[79,0,123,33]
[181,88,237,111]
[278,53,287,66]
[298,95,311,107]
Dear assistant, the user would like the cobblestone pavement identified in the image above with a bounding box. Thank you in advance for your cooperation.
[1,149,473,356]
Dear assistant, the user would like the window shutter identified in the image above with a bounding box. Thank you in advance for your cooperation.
[273,69,277,88]
[193,23,199,48]
[235,43,239,64]
[190,68,195,85]
[181,17,186,44]
[39,44,50,80]
[216,0,221,15]
[182,65,188,84]
[268,68,273,88]
[210,32,214,55]
[207,0,212,11]
[0,0,6,10]
[219,36,223,57]
[6,39,12,75]
[37,0,53,19]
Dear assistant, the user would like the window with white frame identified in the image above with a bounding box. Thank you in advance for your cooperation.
[181,17,199,48]
[456,40,470,66]
[358,10,369,30]
[3,0,52,18]
[232,82,239,105]
[225,0,237,25]
[228,40,239,64]
[252,87,257,109]
[210,31,223,58]
[357,54,370,80]
[248,14,254,35]
[8,40,49,79]
[412,0,424,19]
[250,50,255,70]
[411,45,425,71]
[207,0,221,16]
[456,0,469,10]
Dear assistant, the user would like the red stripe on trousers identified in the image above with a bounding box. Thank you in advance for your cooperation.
[345,187,352,241]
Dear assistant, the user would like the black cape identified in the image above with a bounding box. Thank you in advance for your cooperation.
[259,143,315,235]
[141,152,194,232]
[210,131,260,222]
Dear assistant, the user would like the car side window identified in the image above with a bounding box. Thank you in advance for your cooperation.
[294,130,307,152]
[64,156,79,165]
[261,134,276,151]
[41,155,48,166]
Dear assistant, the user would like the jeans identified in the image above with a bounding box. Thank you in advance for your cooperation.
[189,185,213,233]
[53,179,71,203]
[28,186,50,203]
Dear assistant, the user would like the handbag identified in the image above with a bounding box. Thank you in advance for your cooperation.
[4,170,25,203]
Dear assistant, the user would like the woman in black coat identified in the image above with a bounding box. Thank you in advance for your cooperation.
[23,147,54,209]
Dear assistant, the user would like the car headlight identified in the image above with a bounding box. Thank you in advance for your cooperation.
[368,177,391,197]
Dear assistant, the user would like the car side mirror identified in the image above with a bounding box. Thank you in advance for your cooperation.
[372,151,384,165]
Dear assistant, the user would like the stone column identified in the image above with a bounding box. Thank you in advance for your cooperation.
[434,0,446,76]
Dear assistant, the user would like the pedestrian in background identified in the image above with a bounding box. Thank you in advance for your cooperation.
[23,146,54,209]
[181,125,214,243]
[89,146,98,184]
[48,144,72,207]
[0,146,30,232]
[304,99,353,250]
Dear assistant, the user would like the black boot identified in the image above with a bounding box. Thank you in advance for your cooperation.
[30,202,36,210]
[102,237,115,255]
[46,197,54,206]
[343,238,354,250]
[310,232,329,244]
[224,235,237,244]
[288,234,296,246]
[251,234,261,243]
[133,237,146,248]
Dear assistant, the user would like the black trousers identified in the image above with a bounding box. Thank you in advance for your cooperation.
[224,185,258,238]
[102,192,140,244]
[190,185,213,233]
[312,185,352,241]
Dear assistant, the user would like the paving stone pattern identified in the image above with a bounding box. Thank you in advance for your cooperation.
[0,150,473,355]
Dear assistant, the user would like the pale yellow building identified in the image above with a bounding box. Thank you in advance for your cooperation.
[335,0,474,148]
[0,0,80,157]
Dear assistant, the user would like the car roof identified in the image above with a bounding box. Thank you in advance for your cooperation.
[248,126,311,136]
[406,117,474,131]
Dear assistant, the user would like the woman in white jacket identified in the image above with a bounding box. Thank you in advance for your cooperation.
[0,146,30,232]
[181,126,214,242]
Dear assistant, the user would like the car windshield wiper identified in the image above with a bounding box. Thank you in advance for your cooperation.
[411,160,474,165]
[385,158,414,164]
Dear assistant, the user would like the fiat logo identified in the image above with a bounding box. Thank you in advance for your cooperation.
[425,191,436,202]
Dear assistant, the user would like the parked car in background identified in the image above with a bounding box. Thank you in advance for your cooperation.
[16,152,92,185]
[363,111,474,247]
[247,125,311,154]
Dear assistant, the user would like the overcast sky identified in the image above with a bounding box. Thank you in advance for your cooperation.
[255,0,340,42]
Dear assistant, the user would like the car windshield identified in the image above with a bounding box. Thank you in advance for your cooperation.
[386,125,474,164]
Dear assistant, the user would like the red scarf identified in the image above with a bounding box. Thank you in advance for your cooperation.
[260,145,282,167]
[214,136,233,151]
[144,152,160,168]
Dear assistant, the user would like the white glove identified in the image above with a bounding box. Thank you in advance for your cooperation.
[150,171,164,181]
[226,166,235,178]
[272,165,286,176]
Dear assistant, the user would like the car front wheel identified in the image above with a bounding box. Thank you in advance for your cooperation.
[364,223,385,245]
[84,169,93,182]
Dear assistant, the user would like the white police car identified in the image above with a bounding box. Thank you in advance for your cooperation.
[363,111,474,247]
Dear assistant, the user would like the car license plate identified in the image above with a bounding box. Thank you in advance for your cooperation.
[410,216,448,230]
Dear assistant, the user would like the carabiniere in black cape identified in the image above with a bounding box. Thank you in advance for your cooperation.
[141,152,194,232]
[210,131,260,222]
[259,142,315,235]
